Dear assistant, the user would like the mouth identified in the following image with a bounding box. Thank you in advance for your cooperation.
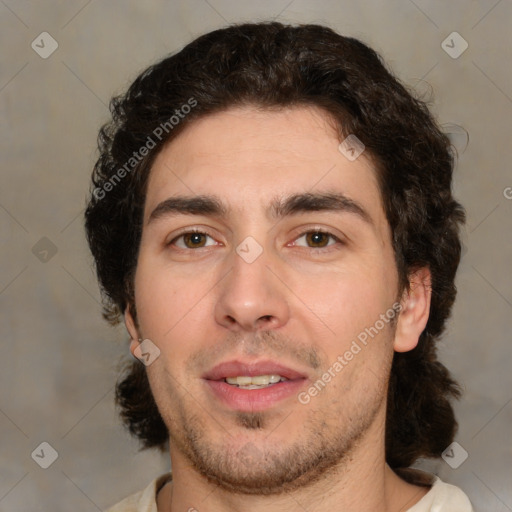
[224,374,289,389]
[202,360,308,411]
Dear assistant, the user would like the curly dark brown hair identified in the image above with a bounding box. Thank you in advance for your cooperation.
[84,21,465,469]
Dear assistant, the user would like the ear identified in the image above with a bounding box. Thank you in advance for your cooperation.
[393,267,432,353]
[124,305,141,357]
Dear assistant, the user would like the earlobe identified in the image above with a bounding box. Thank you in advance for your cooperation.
[393,267,432,353]
[129,338,141,357]
[124,305,141,357]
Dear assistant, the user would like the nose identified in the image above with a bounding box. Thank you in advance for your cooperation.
[214,248,290,332]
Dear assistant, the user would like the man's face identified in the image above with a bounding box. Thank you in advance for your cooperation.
[128,105,403,494]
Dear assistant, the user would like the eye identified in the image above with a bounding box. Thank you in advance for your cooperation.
[293,230,340,248]
[169,231,217,249]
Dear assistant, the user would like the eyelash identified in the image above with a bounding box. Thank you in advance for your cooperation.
[168,228,218,249]
[291,229,342,250]
[167,228,343,251]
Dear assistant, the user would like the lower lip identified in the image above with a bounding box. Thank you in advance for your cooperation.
[204,379,306,412]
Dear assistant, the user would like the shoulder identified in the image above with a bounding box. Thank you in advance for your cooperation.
[404,472,473,512]
[106,473,172,512]
[427,478,473,511]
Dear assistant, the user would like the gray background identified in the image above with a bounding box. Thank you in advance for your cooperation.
[1,1,511,510]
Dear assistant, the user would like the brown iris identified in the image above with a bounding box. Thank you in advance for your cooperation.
[305,232,330,247]
[183,233,208,248]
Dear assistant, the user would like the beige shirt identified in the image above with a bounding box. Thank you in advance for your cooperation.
[106,471,473,512]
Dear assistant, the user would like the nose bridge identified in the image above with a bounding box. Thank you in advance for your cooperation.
[214,236,289,331]
[231,240,271,296]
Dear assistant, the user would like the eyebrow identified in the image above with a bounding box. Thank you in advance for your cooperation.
[270,192,372,224]
[147,191,373,226]
[148,195,228,224]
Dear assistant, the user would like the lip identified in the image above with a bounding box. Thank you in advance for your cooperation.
[202,360,308,381]
[202,360,308,412]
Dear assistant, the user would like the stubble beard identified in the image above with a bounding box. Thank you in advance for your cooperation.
[164,387,386,496]
[151,328,395,495]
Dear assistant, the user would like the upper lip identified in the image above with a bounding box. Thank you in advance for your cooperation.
[203,360,308,381]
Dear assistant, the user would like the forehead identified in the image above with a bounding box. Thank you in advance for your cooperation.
[144,105,385,228]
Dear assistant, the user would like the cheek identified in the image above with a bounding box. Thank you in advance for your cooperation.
[292,263,394,329]
[286,260,398,373]
[134,260,212,343]
[134,268,214,386]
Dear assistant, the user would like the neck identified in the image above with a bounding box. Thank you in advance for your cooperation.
[158,414,429,512]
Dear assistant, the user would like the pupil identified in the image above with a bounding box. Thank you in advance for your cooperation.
[308,232,327,247]
[187,233,205,247]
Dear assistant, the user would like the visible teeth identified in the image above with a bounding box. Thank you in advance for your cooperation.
[252,375,270,385]
[225,374,287,386]
[234,376,252,385]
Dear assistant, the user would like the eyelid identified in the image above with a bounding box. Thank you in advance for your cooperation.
[166,228,220,248]
[288,226,345,246]
[165,226,346,250]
